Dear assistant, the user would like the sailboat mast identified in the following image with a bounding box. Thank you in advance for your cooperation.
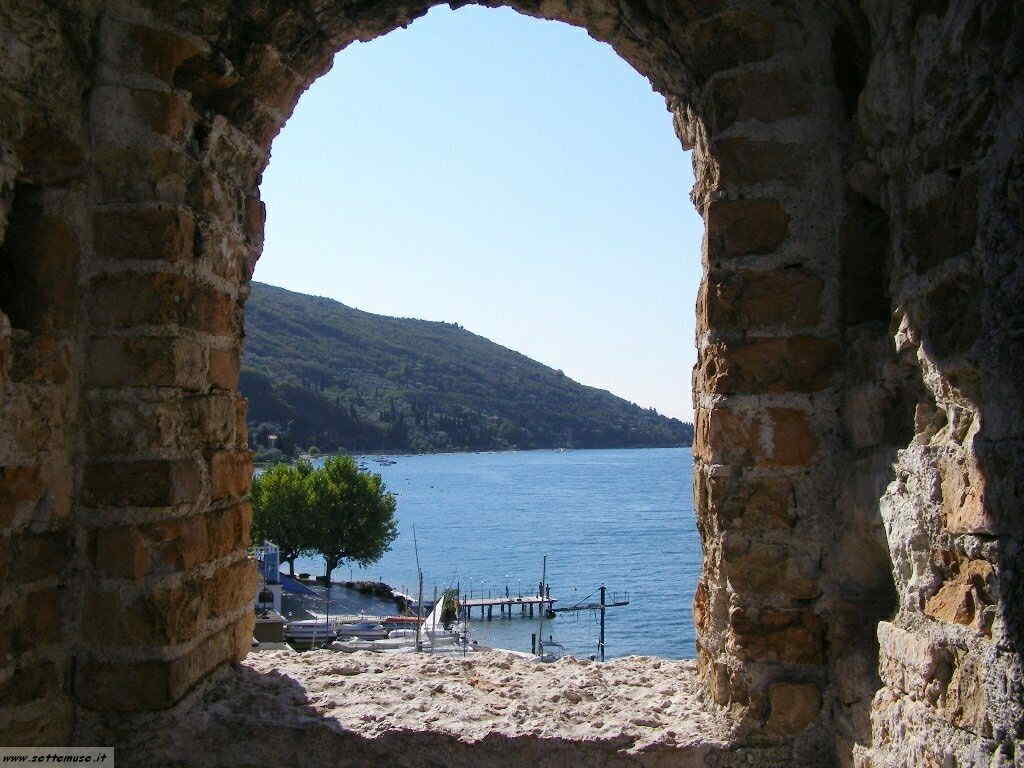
[536,554,547,656]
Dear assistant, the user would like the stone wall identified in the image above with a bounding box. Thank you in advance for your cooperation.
[0,1,1020,766]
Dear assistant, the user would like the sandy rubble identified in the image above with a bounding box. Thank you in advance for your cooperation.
[239,648,735,754]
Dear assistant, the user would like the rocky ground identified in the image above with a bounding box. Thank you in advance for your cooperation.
[83,649,750,767]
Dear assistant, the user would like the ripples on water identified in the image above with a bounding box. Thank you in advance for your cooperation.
[289,447,700,659]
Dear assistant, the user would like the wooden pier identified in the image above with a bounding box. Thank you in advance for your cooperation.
[459,595,557,620]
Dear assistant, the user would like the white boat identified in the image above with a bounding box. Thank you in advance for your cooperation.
[333,621,389,640]
[283,619,337,648]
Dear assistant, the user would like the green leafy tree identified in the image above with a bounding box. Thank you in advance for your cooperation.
[306,456,398,581]
[250,461,315,576]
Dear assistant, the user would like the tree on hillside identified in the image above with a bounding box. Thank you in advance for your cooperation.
[306,456,398,581]
[250,461,315,576]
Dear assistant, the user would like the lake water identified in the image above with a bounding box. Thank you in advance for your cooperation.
[287,447,701,659]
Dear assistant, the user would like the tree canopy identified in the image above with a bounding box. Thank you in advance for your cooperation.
[250,457,398,580]
[250,461,315,576]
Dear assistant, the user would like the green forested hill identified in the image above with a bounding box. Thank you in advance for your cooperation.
[241,282,693,456]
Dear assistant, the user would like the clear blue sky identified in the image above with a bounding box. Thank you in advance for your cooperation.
[254,5,702,421]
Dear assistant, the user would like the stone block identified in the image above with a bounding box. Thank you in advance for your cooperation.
[765,683,821,733]
[94,144,194,204]
[722,537,821,600]
[0,698,73,747]
[698,337,837,394]
[0,466,44,528]
[83,459,202,507]
[706,200,789,261]
[209,450,253,500]
[924,558,994,633]
[767,408,818,466]
[104,21,204,83]
[84,396,187,457]
[939,453,993,534]
[9,531,70,582]
[92,526,148,579]
[91,86,194,144]
[702,268,823,330]
[9,334,72,386]
[705,68,811,133]
[706,472,797,530]
[84,580,204,647]
[87,336,205,390]
[711,138,807,185]
[731,608,824,664]
[77,616,250,711]
[0,662,59,708]
[686,11,776,81]
[694,404,760,466]
[208,347,240,390]
[186,393,238,448]
[93,206,195,263]
[148,514,210,574]
[206,502,252,559]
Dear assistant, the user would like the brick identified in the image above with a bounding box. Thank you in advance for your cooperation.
[206,503,252,559]
[93,206,194,263]
[14,117,86,185]
[187,393,238,448]
[111,23,204,83]
[9,531,70,582]
[94,144,194,204]
[686,11,776,81]
[694,405,761,466]
[77,616,250,711]
[705,68,811,133]
[730,608,824,665]
[768,408,818,466]
[0,466,44,528]
[722,537,820,599]
[711,138,807,185]
[706,472,797,530]
[84,397,187,457]
[702,268,823,329]
[92,86,194,144]
[765,683,821,733]
[9,334,72,385]
[92,526,148,579]
[208,346,240,390]
[206,558,257,619]
[706,200,789,260]
[924,558,994,633]
[84,580,204,647]
[87,336,205,390]
[0,698,73,746]
[209,450,252,500]
[698,337,837,394]
[0,662,59,708]
[147,514,209,573]
[83,459,201,507]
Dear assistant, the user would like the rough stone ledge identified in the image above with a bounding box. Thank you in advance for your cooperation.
[76,649,789,768]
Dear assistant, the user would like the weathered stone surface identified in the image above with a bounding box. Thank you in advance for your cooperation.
[702,267,823,329]
[1,1,1021,766]
[706,200,789,260]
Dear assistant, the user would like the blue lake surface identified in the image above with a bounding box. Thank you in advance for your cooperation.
[288,447,700,659]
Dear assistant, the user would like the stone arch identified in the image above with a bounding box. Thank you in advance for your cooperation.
[2,1,1020,766]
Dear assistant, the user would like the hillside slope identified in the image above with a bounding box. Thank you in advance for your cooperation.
[241,282,693,455]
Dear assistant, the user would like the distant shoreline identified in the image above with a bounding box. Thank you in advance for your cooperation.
[254,443,693,468]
